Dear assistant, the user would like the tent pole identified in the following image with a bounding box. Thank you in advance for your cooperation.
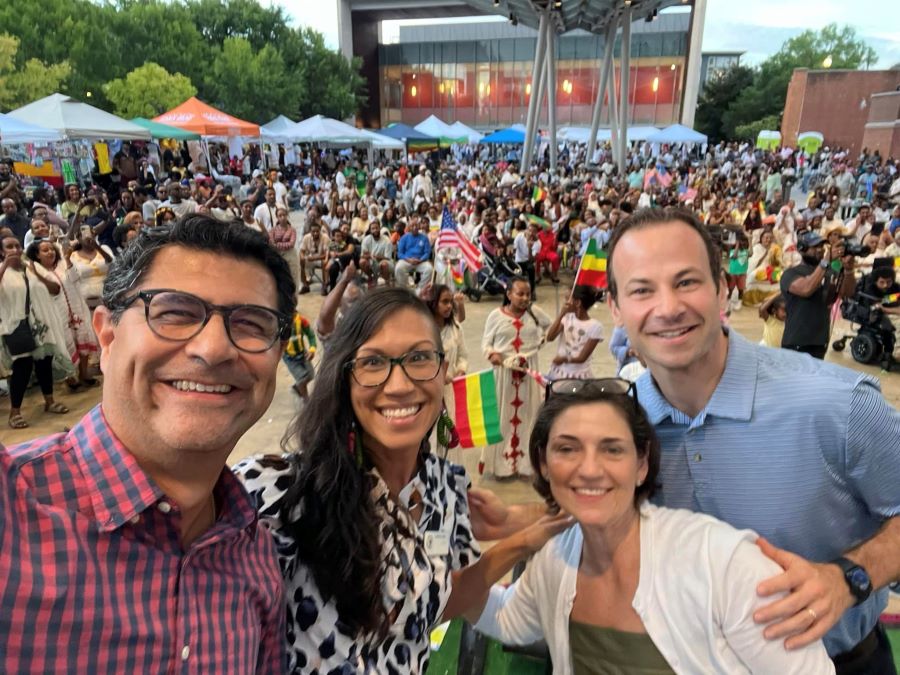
[588,21,617,165]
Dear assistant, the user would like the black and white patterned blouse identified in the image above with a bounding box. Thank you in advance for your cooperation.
[234,452,481,674]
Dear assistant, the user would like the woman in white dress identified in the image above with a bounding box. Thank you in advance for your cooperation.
[69,227,114,309]
[482,276,551,479]
[424,283,468,463]
[546,286,603,381]
[27,239,100,388]
[0,234,73,428]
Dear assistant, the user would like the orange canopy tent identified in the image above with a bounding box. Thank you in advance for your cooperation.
[153,97,259,137]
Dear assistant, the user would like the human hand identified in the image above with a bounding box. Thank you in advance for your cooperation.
[453,291,465,306]
[560,299,575,315]
[468,488,509,539]
[339,260,357,284]
[841,254,855,270]
[754,537,854,650]
[519,511,576,553]
[552,355,566,366]
[488,352,503,366]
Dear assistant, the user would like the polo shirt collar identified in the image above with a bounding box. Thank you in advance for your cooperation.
[637,329,757,426]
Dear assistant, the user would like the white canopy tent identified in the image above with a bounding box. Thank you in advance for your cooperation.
[291,115,372,146]
[358,128,404,151]
[415,115,463,142]
[7,93,151,141]
[448,121,483,143]
[260,115,299,144]
[646,124,707,145]
[0,112,63,144]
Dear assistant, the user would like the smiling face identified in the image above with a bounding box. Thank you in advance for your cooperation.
[92,246,283,462]
[609,221,726,374]
[542,402,647,529]
[350,308,445,456]
[437,289,454,320]
[36,240,59,268]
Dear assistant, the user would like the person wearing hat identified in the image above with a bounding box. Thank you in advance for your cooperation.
[779,231,856,359]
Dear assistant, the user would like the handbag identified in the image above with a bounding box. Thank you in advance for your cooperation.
[2,271,36,356]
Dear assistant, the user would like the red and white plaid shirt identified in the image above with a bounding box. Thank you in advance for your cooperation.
[0,405,286,674]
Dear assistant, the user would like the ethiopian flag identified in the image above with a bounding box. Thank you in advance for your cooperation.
[575,239,608,289]
[532,185,547,202]
[452,369,503,448]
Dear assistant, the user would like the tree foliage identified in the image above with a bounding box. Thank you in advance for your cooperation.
[0,0,367,122]
[103,63,197,118]
[0,34,71,110]
[695,64,755,142]
[734,115,781,142]
[719,23,877,139]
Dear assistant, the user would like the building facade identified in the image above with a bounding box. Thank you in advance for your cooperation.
[377,14,691,129]
[699,51,743,88]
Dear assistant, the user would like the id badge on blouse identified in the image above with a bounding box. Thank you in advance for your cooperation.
[424,530,450,557]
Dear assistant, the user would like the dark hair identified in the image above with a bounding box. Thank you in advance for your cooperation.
[425,283,457,327]
[25,239,60,268]
[606,207,721,300]
[529,389,660,508]
[281,287,440,637]
[102,213,295,319]
[571,285,597,310]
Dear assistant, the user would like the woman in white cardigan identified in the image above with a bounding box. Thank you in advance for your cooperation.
[470,382,834,674]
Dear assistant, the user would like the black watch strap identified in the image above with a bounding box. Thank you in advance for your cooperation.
[832,557,873,606]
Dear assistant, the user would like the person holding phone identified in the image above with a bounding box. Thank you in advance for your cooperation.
[69,225,114,309]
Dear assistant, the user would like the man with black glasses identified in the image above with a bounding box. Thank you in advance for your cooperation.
[0,215,293,672]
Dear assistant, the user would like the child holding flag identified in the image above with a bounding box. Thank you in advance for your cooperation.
[546,286,603,381]
[283,311,317,400]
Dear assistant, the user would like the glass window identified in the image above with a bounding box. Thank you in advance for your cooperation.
[559,36,577,60]
[498,39,516,62]
[440,42,457,65]
[457,41,475,63]
[576,35,598,60]
[420,43,434,65]
[514,38,534,62]
[401,44,419,65]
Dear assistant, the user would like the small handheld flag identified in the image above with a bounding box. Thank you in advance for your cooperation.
[532,185,547,202]
[452,370,504,448]
[882,292,900,305]
[437,207,483,272]
[574,239,608,289]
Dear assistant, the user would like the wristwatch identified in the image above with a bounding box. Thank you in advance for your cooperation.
[831,557,873,606]
[818,258,829,270]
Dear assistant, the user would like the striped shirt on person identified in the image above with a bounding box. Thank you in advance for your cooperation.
[0,405,286,673]
[637,329,900,657]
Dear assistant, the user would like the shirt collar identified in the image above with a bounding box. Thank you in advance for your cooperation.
[71,405,259,536]
[637,329,758,426]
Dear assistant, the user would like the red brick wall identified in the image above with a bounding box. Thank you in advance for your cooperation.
[781,69,900,154]
[861,91,900,158]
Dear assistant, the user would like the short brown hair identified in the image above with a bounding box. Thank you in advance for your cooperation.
[529,389,660,508]
[606,207,722,300]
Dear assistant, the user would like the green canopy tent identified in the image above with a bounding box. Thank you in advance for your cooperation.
[756,130,781,151]
[797,131,824,154]
[131,117,201,141]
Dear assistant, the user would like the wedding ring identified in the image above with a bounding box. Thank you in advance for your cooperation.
[807,608,818,622]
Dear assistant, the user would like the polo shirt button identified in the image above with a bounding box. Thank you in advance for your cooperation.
[129,515,141,525]
[693,453,702,462]
[157,501,172,514]
[181,645,190,661]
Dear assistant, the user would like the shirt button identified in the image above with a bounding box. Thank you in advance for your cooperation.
[129,515,141,525]
[157,501,172,514]
[693,453,702,462]
[181,645,190,661]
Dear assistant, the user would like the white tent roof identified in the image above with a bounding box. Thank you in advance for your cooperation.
[448,121,483,143]
[358,128,404,150]
[646,124,707,145]
[557,126,659,143]
[260,115,299,143]
[415,115,457,139]
[0,112,63,144]
[7,93,151,141]
[292,115,372,146]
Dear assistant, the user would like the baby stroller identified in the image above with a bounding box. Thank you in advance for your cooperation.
[466,245,522,302]
[831,277,896,371]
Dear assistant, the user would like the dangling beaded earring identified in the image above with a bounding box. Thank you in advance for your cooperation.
[348,419,364,468]
[436,403,459,457]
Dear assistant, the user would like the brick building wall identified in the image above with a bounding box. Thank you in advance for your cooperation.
[861,91,900,158]
[781,69,900,154]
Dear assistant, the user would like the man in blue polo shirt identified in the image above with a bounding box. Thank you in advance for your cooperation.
[395,217,433,291]
[608,206,900,674]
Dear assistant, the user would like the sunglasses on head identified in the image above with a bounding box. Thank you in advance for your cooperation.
[545,377,638,406]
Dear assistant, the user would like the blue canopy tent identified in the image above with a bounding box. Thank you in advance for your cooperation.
[480,127,526,144]
[376,123,438,151]
[646,124,708,145]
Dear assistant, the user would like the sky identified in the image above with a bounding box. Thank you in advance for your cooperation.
[279,0,900,68]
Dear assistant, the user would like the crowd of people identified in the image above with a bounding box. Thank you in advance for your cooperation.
[0,135,899,674]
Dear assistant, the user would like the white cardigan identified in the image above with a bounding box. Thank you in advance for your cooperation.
[475,503,834,675]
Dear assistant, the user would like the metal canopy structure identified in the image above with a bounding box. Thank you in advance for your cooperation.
[459,0,703,173]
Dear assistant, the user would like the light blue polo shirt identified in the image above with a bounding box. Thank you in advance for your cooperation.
[637,330,900,656]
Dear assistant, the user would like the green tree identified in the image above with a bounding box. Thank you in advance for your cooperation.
[695,64,755,142]
[734,114,781,143]
[103,62,197,118]
[0,33,71,110]
[296,28,367,120]
[724,24,877,138]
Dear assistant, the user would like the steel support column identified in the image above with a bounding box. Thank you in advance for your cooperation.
[617,6,632,174]
[680,0,708,129]
[588,20,617,165]
[522,10,549,170]
[546,27,558,171]
[607,30,620,168]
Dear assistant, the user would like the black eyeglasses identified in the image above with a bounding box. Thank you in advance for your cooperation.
[115,289,290,353]
[545,377,638,405]
[345,349,445,387]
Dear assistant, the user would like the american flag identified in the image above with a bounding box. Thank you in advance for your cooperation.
[436,206,483,272]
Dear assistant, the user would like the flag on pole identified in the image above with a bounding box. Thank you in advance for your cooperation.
[452,370,503,448]
[532,185,547,202]
[450,261,465,288]
[574,239,608,289]
[437,207,483,272]
[882,292,900,305]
